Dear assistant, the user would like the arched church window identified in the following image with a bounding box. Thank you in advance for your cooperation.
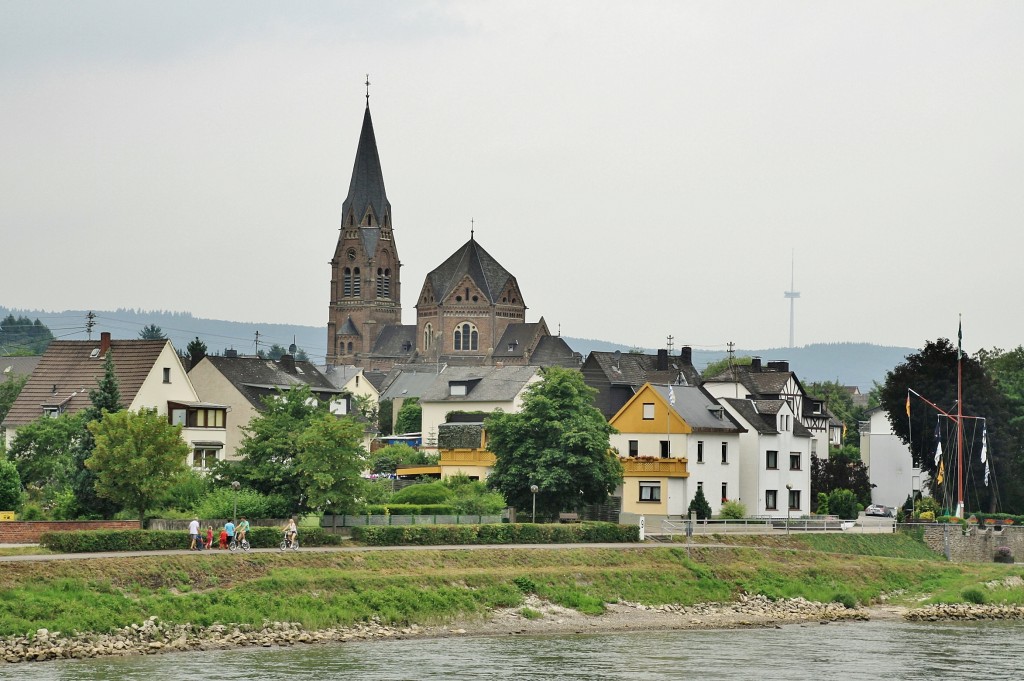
[454,322,478,351]
[424,323,433,351]
[343,268,352,297]
[352,268,361,296]
[347,342,353,353]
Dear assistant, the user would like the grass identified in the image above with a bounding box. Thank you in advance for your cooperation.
[0,543,1021,638]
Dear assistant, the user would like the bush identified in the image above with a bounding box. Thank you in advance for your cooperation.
[719,500,747,519]
[919,511,936,522]
[994,546,1014,564]
[0,459,23,512]
[18,502,44,520]
[192,488,291,520]
[962,588,986,604]
[826,489,859,520]
[391,482,451,505]
[831,592,857,609]
[350,522,639,546]
[687,488,712,520]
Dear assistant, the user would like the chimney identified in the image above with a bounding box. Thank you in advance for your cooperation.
[100,332,111,355]
[225,349,238,358]
[767,360,790,372]
[279,354,296,373]
[656,348,669,371]
[750,356,762,372]
[679,346,693,366]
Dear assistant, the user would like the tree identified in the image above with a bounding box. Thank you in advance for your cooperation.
[8,413,84,503]
[826,488,859,519]
[805,380,875,447]
[378,400,394,437]
[485,367,622,517]
[0,314,54,355]
[0,374,28,424]
[211,385,366,514]
[879,338,1024,513]
[138,324,166,340]
[811,451,872,508]
[352,393,379,429]
[294,413,366,513]
[71,351,123,518]
[86,408,190,527]
[978,346,1024,430]
[394,398,422,434]
[687,486,712,520]
[0,459,23,512]
[186,337,208,368]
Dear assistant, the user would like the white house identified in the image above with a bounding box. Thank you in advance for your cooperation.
[859,406,921,508]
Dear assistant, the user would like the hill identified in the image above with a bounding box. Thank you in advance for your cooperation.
[1,306,912,389]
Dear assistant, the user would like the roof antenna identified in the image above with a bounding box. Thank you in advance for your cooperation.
[365,74,371,106]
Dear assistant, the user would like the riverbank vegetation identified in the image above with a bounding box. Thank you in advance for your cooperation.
[2,542,1023,639]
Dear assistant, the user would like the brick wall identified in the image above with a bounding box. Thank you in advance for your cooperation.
[0,520,139,544]
[921,524,1024,563]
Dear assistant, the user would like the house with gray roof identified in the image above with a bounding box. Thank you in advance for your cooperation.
[582,346,703,419]
[189,354,348,460]
[418,365,542,452]
[719,397,813,518]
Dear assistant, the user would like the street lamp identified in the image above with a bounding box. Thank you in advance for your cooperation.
[231,481,240,522]
[785,483,792,536]
[530,484,539,523]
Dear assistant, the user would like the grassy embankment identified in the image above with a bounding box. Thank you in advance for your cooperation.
[1,534,1022,638]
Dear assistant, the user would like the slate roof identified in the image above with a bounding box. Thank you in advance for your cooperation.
[369,324,417,358]
[528,335,581,368]
[424,238,514,304]
[587,351,701,388]
[341,105,391,259]
[703,365,802,398]
[420,365,540,403]
[201,355,342,411]
[338,317,361,336]
[721,398,813,438]
[362,370,388,392]
[317,364,362,390]
[491,323,542,359]
[1,356,41,380]
[646,384,745,433]
[379,366,445,401]
[3,339,168,428]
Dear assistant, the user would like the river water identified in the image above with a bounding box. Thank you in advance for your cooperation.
[2,619,1020,680]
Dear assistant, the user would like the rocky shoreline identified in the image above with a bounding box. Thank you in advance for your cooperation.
[1,596,1021,665]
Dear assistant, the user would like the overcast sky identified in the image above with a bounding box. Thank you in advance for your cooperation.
[3,1,1022,361]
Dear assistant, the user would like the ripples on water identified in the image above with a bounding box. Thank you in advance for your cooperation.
[4,620,1021,681]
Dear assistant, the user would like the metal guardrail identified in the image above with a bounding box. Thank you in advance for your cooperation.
[654,516,892,536]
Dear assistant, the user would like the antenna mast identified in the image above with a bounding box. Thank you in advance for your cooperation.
[784,250,800,348]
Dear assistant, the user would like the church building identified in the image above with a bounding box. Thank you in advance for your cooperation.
[326,98,578,372]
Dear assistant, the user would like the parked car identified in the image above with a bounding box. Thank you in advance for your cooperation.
[865,504,894,517]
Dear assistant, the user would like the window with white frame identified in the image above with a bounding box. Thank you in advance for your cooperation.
[642,403,655,420]
[660,440,670,458]
[639,481,661,502]
[765,489,778,510]
[789,452,802,470]
[628,440,638,457]
[453,322,479,351]
[697,440,704,463]
[721,442,729,464]
[766,450,778,469]
[191,448,221,470]
[721,482,728,503]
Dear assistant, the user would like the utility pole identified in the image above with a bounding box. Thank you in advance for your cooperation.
[254,330,261,358]
[85,311,96,341]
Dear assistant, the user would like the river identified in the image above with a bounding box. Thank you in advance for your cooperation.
[2,619,1019,680]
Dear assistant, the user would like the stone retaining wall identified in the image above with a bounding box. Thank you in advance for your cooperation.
[0,521,139,544]
[920,524,1023,563]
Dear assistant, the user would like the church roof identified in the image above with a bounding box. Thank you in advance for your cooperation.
[425,238,514,304]
[369,324,417,358]
[338,317,361,336]
[341,106,391,258]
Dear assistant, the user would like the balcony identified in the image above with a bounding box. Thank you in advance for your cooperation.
[439,449,497,467]
[620,457,689,477]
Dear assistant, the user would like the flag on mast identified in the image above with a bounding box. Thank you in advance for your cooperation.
[905,394,911,417]
[981,425,990,487]
[958,318,963,360]
[668,385,676,406]
[936,460,945,485]
[933,420,943,466]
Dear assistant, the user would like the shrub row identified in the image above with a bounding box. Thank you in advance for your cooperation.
[362,504,457,516]
[350,521,639,546]
[38,526,343,553]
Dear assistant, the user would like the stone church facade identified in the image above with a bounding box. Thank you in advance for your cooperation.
[326,101,577,372]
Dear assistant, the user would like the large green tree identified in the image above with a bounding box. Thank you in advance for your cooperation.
[8,412,84,502]
[86,408,190,527]
[394,398,422,434]
[485,367,622,518]
[138,324,166,340]
[186,337,208,368]
[71,351,123,518]
[295,414,366,512]
[211,385,366,514]
[879,338,1024,514]
[0,374,28,424]
[978,346,1024,430]
[810,450,872,509]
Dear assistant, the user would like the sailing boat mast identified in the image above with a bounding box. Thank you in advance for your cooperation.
[956,316,964,518]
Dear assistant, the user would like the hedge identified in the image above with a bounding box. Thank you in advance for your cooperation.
[362,504,457,516]
[39,526,343,553]
[350,521,639,546]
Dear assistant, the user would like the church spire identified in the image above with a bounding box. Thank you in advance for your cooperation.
[341,95,390,229]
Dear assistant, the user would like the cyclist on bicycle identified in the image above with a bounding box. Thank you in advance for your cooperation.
[235,516,250,544]
[283,517,298,547]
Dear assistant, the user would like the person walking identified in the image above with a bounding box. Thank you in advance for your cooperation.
[224,519,236,547]
[188,517,200,551]
[205,525,214,550]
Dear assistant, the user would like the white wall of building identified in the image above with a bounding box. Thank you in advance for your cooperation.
[861,408,921,508]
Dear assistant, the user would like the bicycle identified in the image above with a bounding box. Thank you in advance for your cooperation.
[228,536,250,552]
[280,533,299,551]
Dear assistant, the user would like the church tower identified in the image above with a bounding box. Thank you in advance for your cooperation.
[327,100,402,364]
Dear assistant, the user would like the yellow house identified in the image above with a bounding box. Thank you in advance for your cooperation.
[609,383,744,517]
[396,421,496,480]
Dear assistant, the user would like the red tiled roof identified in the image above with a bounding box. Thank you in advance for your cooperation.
[2,340,168,427]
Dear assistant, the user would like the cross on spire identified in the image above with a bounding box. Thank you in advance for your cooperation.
[365,74,370,105]
[470,218,474,240]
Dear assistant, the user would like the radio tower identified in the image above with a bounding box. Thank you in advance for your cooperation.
[784,250,800,348]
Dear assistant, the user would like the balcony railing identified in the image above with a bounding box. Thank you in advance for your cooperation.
[440,449,497,466]
[620,457,688,476]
